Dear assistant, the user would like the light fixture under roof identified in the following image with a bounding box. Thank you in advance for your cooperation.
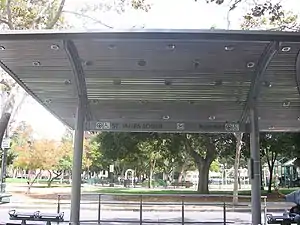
[44,99,52,104]
[64,79,71,85]
[0,46,5,50]
[137,59,147,67]
[283,100,291,107]
[113,79,121,85]
[162,115,170,120]
[83,60,93,66]
[224,45,234,51]
[166,44,176,50]
[193,59,200,68]
[164,80,172,86]
[262,81,272,88]
[50,44,60,50]
[214,80,223,86]
[208,115,216,121]
[269,126,275,130]
[281,46,291,52]
[108,44,116,49]
[297,117,300,121]
[247,62,255,68]
[32,61,41,66]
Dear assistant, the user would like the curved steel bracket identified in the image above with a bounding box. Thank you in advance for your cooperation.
[63,40,91,122]
[295,50,300,96]
[240,41,280,123]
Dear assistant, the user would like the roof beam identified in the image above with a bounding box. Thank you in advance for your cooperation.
[63,40,91,122]
[240,41,279,124]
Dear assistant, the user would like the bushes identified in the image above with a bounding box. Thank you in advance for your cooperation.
[141,179,167,188]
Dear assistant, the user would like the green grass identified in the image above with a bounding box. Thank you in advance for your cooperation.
[96,187,299,196]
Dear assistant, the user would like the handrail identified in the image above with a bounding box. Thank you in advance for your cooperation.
[58,192,268,198]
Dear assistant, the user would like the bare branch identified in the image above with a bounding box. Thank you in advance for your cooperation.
[0,79,11,90]
[62,10,114,29]
[0,17,11,28]
[46,0,66,29]
[31,0,56,29]
[6,0,13,29]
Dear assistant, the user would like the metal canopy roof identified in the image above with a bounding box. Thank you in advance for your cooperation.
[1,29,300,133]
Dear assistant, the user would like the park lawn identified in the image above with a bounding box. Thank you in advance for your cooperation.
[96,187,298,202]
[96,187,297,195]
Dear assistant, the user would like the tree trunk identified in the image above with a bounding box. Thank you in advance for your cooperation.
[47,170,52,187]
[148,158,157,189]
[178,163,187,183]
[148,169,153,188]
[268,165,274,193]
[27,171,41,194]
[48,170,62,188]
[0,113,11,146]
[260,162,264,190]
[233,133,243,205]
[197,162,210,194]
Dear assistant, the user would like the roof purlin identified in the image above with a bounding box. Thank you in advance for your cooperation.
[0,60,73,129]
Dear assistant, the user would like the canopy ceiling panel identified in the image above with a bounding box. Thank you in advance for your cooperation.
[0,30,300,133]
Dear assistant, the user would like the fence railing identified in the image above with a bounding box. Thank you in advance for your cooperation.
[56,193,268,225]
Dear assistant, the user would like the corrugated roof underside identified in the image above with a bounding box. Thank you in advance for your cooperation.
[0,36,299,131]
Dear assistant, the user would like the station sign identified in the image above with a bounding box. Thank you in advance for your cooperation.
[90,121,244,133]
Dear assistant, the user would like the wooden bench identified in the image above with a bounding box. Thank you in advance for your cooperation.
[8,210,64,225]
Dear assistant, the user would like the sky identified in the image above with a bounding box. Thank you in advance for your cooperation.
[17,0,300,140]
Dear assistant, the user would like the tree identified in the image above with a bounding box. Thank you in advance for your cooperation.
[202,0,298,31]
[137,133,167,188]
[233,133,243,205]
[260,133,294,193]
[66,0,150,28]
[170,133,235,193]
[34,139,62,187]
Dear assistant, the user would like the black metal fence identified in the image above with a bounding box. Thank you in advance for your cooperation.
[56,193,268,225]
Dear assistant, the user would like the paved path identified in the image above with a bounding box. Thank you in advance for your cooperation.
[1,193,293,213]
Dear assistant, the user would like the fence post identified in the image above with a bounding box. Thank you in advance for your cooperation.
[57,195,61,214]
[98,194,101,224]
[140,195,143,225]
[263,197,267,225]
[182,196,185,225]
[223,202,226,225]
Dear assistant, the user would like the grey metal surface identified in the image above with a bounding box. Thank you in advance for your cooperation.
[0,30,300,132]
[70,99,86,225]
[250,105,262,225]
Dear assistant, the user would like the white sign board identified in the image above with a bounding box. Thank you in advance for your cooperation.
[1,138,10,149]
[109,165,114,173]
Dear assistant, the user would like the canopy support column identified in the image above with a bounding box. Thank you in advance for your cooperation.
[63,40,89,225]
[249,102,261,225]
[70,98,85,225]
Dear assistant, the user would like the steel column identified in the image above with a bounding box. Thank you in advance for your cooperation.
[70,98,85,225]
[64,39,89,225]
[249,103,261,225]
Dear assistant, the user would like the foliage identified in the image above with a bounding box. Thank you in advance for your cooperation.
[202,0,299,31]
